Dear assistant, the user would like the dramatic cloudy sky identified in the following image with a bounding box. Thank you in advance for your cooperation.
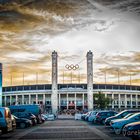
[0,0,140,86]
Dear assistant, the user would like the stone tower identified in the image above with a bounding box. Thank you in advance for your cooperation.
[86,51,93,111]
[0,63,2,107]
[51,51,58,115]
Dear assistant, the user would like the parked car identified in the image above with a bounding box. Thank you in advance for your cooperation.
[81,112,88,120]
[123,121,140,140]
[13,115,32,129]
[105,110,140,126]
[75,113,82,120]
[40,115,45,123]
[111,112,140,134]
[85,111,92,121]
[88,111,98,122]
[12,112,37,125]
[0,107,13,133]
[47,114,55,121]
[95,111,117,124]
[9,104,42,124]
[41,114,48,121]
[123,113,135,119]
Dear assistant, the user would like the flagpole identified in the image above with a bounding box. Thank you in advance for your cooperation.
[23,72,24,85]
[11,74,12,86]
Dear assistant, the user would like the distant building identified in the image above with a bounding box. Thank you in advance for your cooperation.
[1,51,140,113]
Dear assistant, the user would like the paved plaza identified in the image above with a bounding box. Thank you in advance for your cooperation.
[0,118,132,140]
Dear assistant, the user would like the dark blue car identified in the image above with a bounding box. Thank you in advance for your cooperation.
[123,121,140,140]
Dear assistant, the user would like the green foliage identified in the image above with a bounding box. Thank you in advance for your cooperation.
[93,91,111,109]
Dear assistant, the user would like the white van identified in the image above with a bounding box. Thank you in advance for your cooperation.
[0,107,13,133]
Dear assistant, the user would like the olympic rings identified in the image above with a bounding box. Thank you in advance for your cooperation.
[65,64,79,70]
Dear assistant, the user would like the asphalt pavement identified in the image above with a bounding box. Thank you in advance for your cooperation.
[0,118,132,140]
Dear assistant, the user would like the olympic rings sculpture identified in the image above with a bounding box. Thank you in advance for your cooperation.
[65,64,79,70]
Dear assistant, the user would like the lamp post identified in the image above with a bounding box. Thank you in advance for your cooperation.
[130,73,132,86]
[36,72,38,84]
[10,74,13,86]
[104,71,107,85]
[117,70,120,84]
[23,72,24,85]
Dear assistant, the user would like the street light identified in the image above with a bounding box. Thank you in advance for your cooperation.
[117,70,120,84]
[104,71,107,85]
[130,72,132,86]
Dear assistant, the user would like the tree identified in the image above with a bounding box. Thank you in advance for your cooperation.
[93,91,110,109]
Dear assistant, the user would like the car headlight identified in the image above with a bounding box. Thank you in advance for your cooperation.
[112,122,119,126]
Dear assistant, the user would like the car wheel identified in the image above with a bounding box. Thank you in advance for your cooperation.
[114,128,121,135]
[122,127,127,136]
[121,125,127,134]
[20,123,26,129]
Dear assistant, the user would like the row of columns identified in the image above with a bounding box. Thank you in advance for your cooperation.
[111,94,139,108]
[3,93,140,109]
[3,93,87,110]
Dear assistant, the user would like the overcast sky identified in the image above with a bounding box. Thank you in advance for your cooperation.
[0,0,140,86]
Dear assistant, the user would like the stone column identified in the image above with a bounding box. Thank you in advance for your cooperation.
[43,94,46,105]
[29,94,31,104]
[0,63,2,107]
[86,51,93,111]
[22,95,24,104]
[59,93,61,110]
[124,94,127,108]
[82,94,84,110]
[130,94,133,108]
[16,95,18,105]
[36,94,38,104]
[136,94,138,108]
[67,94,68,109]
[51,51,58,115]
[75,93,76,110]
[10,95,12,106]
[118,94,121,109]
[112,94,114,109]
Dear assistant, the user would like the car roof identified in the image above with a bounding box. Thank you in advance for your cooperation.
[98,110,115,113]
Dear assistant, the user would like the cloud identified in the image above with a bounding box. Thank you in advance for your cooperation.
[0,0,140,86]
[94,52,140,84]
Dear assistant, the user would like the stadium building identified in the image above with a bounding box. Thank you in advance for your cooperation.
[1,51,140,114]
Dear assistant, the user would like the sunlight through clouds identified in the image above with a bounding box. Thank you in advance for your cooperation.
[0,0,140,86]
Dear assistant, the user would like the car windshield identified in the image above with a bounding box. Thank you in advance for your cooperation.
[115,110,127,117]
[126,113,140,119]
[87,112,91,115]
[92,111,97,115]
[123,113,133,119]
